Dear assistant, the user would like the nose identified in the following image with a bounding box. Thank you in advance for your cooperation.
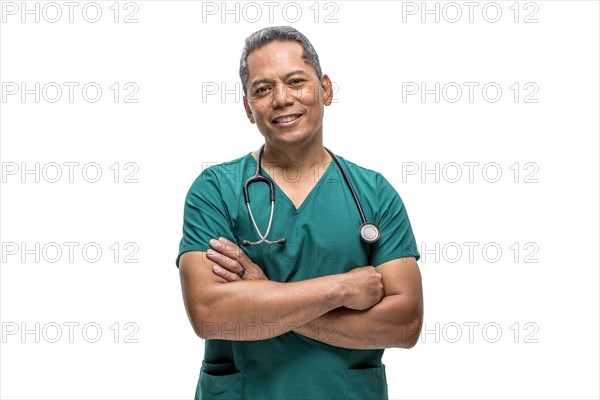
[271,84,294,108]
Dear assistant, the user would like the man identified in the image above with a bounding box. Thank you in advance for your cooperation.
[177,26,423,399]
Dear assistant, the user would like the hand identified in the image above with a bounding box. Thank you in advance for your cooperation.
[340,266,384,310]
[207,237,268,282]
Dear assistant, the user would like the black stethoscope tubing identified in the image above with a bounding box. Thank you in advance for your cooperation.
[242,145,380,246]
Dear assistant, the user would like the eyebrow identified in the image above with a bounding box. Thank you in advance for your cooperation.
[249,69,307,90]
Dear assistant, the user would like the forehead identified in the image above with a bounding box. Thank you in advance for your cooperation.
[246,41,314,79]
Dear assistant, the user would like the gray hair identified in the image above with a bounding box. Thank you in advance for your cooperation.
[239,26,323,96]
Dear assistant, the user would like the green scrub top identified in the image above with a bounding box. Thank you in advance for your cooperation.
[176,152,420,400]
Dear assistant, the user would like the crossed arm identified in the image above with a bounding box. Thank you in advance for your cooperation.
[179,237,423,350]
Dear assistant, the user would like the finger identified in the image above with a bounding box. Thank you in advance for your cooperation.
[206,242,235,263]
[219,237,254,268]
[217,237,251,264]
[209,238,242,260]
[206,249,242,273]
[212,265,241,282]
[206,246,235,264]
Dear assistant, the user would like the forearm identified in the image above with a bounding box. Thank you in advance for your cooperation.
[293,294,422,350]
[193,275,346,340]
[187,239,386,341]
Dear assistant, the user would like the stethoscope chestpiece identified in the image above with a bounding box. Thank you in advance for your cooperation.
[359,222,381,244]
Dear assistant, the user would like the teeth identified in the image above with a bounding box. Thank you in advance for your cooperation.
[275,115,299,123]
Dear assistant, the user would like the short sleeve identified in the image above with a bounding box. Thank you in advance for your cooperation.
[175,168,236,268]
[370,174,420,266]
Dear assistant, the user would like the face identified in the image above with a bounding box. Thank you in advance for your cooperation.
[243,41,333,147]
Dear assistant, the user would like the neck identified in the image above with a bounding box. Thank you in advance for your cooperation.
[259,139,331,173]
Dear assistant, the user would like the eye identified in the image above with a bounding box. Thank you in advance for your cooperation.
[253,86,270,96]
[289,78,304,87]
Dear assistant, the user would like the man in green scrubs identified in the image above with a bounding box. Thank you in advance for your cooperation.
[177,26,423,399]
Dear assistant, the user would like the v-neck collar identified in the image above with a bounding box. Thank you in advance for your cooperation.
[247,152,336,214]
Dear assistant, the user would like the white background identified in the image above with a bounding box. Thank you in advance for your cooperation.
[1,1,598,399]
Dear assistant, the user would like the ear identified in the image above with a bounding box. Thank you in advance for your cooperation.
[243,96,256,124]
[321,74,333,106]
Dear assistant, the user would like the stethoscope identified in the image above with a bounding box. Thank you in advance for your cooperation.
[241,144,381,246]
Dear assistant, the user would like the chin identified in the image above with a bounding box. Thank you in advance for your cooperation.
[270,131,314,146]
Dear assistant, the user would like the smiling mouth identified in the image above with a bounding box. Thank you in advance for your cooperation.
[272,114,302,123]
